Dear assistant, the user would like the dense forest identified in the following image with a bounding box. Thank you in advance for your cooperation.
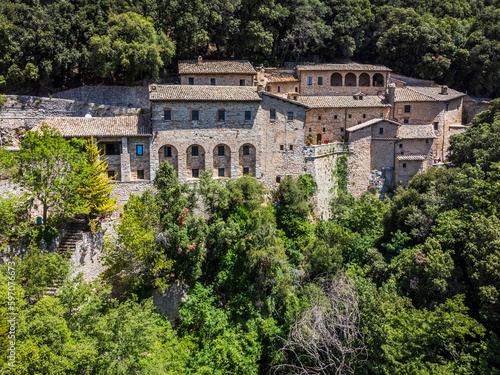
[0,0,500,96]
[2,98,500,373]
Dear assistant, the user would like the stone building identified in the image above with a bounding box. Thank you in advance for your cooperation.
[178,57,256,87]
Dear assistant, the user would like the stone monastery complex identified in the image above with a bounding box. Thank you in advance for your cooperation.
[3,57,489,218]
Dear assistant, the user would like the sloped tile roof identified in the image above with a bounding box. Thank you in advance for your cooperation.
[347,118,400,132]
[178,60,256,74]
[261,92,309,108]
[265,74,299,83]
[296,63,391,71]
[395,86,465,102]
[301,95,390,108]
[149,85,262,102]
[34,116,151,137]
[398,124,437,139]
[397,154,427,161]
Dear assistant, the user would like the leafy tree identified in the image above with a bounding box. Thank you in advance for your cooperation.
[89,12,175,85]
[0,193,29,250]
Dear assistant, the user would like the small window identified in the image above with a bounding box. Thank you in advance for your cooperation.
[278,86,281,93]
[379,128,384,135]
[192,169,199,178]
[340,127,344,132]
[243,145,250,155]
[317,134,322,143]
[348,114,352,118]
[401,151,405,155]
[218,110,225,121]
[164,146,172,157]
[107,170,115,179]
[243,167,250,175]
[380,113,383,117]
[192,110,199,121]
[289,144,293,151]
[434,122,439,130]
[245,111,251,121]
[402,163,407,168]
[105,143,121,155]
[218,168,225,177]
[318,77,323,85]
[218,145,225,156]
[334,115,338,119]
[293,96,297,100]
[446,103,449,111]
[359,96,363,100]
[363,114,366,118]
[137,170,144,179]
[280,144,284,151]
[309,128,312,132]
[210,78,216,86]
[426,138,429,144]
[287,112,294,121]
[295,87,298,92]
[399,143,403,148]
[323,127,326,132]
[404,105,411,113]
[136,144,143,156]
[403,118,409,124]
[307,77,313,85]
[266,86,271,92]
[318,116,322,120]
[188,77,194,85]
[270,109,276,120]
[191,146,199,156]
[164,110,171,121]
[240,79,246,86]
[276,176,281,183]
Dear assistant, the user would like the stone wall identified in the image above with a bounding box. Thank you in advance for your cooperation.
[180,74,256,87]
[153,281,188,323]
[463,96,491,124]
[111,181,154,205]
[69,231,106,282]
[347,126,373,197]
[395,159,424,186]
[266,81,299,96]
[298,70,390,96]
[53,86,150,109]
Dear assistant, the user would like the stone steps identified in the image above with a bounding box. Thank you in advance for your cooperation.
[56,220,89,255]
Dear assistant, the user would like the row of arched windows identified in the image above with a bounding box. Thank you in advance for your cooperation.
[326,73,385,87]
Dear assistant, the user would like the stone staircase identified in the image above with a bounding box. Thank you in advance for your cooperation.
[56,219,89,256]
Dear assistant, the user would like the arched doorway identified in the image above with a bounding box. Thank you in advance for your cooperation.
[331,73,342,86]
[345,73,356,87]
[186,144,205,178]
[373,73,384,87]
[359,73,370,87]
[239,144,256,176]
[213,144,231,178]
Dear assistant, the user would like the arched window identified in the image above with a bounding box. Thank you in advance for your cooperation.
[331,73,342,86]
[359,73,370,87]
[373,73,384,87]
[345,73,356,87]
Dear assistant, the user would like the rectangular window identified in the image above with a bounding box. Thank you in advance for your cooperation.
[363,114,366,118]
[188,77,194,85]
[105,143,121,155]
[307,77,313,85]
[403,163,407,168]
[380,113,383,117]
[136,144,143,156]
[323,127,326,132]
[334,115,338,119]
[399,143,403,148]
[266,86,271,92]
[192,169,199,178]
[278,86,281,93]
[404,105,411,113]
[137,170,144,179]
[107,170,115,179]
[295,87,298,92]
[359,96,363,100]
[348,114,352,118]
[270,109,276,120]
[446,103,449,111]
[276,176,281,183]
[240,79,246,86]
[318,116,322,120]
[243,145,250,155]
[245,111,251,121]
[243,167,250,175]
[192,110,199,121]
[210,78,216,85]
[309,128,312,132]
[164,146,172,157]
[280,144,284,150]
[318,77,323,85]
[287,111,294,121]
[426,138,429,144]
[218,110,225,121]
[289,144,293,151]
[218,145,225,156]
[341,127,344,132]
[164,110,171,121]
[191,146,199,156]
[434,122,439,130]
[403,118,409,124]
[218,168,225,177]
[293,96,297,100]
[379,128,384,135]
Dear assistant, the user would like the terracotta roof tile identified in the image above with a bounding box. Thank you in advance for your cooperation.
[178,60,256,74]
[347,118,400,133]
[398,124,437,139]
[149,85,261,102]
[34,116,150,137]
[301,95,390,108]
[296,63,391,71]
[395,86,465,102]
[265,74,299,83]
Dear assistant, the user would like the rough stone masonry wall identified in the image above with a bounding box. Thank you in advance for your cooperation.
[52,86,150,109]
[347,127,372,197]
[306,152,339,220]
[111,181,154,206]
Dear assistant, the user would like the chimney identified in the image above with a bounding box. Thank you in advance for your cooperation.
[257,83,264,93]
[197,55,202,65]
[441,85,448,95]
[150,84,157,92]
[387,83,396,119]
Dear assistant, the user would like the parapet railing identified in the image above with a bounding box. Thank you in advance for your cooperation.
[304,142,351,157]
